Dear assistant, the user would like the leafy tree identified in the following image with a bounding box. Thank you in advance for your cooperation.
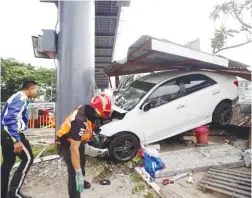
[210,0,252,54]
[1,58,56,102]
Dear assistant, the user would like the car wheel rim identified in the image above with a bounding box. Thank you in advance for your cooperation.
[219,107,232,125]
[113,139,136,161]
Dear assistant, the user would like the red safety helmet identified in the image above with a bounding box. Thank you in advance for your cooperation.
[90,94,112,119]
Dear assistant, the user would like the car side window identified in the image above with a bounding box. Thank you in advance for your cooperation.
[181,74,216,95]
[145,78,182,108]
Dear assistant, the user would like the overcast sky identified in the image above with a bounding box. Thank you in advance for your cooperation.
[0,0,251,68]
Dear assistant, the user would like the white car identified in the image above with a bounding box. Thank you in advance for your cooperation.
[98,71,239,162]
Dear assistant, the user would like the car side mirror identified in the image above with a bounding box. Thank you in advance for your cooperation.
[142,102,151,112]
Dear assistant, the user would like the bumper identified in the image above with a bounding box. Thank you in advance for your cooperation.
[98,134,110,149]
[232,96,239,106]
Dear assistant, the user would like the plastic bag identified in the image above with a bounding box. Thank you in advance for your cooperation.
[144,152,165,179]
[144,147,159,158]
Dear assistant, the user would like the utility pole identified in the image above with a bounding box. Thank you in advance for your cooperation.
[56,1,95,130]
[50,73,53,102]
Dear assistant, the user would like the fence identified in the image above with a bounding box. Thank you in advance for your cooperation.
[28,115,55,128]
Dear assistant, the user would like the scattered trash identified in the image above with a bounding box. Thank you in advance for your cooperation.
[99,179,111,185]
[162,179,174,185]
[170,172,189,182]
[198,167,251,198]
[225,139,232,144]
[143,152,165,180]
[186,172,194,184]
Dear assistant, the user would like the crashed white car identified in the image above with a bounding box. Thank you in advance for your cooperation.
[97,71,239,162]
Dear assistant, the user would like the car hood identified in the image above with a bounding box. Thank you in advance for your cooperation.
[112,104,128,114]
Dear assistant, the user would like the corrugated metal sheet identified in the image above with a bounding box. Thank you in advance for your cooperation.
[95,1,130,88]
[104,35,251,81]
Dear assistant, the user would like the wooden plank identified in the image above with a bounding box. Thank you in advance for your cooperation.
[208,171,251,183]
[200,180,251,197]
[212,167,251,177]
[205,173,251,187]
[13,155,59,168]
[36,148,46,159]
[134,167,163,198]
[202,176,251,191]
[210,168,251,179]
[198,183,249,198]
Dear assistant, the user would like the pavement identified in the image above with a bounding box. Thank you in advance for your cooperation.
[156,144,244,177]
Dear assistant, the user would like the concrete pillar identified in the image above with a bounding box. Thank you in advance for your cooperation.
[56,0,95,130]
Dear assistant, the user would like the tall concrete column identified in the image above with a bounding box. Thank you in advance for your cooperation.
[56,0,95,130]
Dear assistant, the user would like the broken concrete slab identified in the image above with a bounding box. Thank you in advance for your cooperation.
[232,140,249,150]
[156,145,245,177]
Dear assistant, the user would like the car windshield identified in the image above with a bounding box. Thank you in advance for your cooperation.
[114,80,155,111]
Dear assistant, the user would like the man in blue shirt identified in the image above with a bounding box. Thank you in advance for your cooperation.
[1,80,38,198]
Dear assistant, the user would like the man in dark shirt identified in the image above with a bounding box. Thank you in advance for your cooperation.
[56,94,112,198]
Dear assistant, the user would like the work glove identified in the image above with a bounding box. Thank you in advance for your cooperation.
[75,169,84,193]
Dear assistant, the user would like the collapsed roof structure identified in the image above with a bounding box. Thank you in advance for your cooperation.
[104,35,251,81]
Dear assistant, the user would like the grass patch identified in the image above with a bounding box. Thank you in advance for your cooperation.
[132,184,145,194]
[145,192,154,198]
[130,172,142,183]
[0,144,57,164]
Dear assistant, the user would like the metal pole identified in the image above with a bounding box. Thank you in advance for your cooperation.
[56,0,95,130]
[50,73,53,102]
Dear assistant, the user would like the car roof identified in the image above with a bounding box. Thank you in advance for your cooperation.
[137,70,228,84]
[138,70,187,83]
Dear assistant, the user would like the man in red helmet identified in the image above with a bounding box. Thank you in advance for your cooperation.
[56,94,112,198]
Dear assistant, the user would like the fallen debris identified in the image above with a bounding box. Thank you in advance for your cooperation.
[186,172,194,184]
[243,149,251,167]
[35,148,46,159]
[198,167,251,198]
[169,172,189,182]
[13,155,59,168]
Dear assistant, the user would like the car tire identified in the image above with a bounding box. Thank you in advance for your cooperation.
[108,133,140,163]
[212,102,233,126]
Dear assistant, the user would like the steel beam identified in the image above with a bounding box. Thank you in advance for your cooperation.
[95,55,112,58]
[95,32,115,37]
[95,12,117,18]
[56,0,95,130]
[95,47,113,50]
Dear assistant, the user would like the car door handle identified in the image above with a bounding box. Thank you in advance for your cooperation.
[212,91,220,95]
[176,104,185,109]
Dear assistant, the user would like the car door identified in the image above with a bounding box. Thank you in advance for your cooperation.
[134,77,188,144]
[179,73,220,126]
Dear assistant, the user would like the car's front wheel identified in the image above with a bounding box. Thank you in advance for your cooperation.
[108,133,140,163]
[212,102,233,126]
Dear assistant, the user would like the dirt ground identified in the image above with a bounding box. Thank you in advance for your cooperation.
[14,157,158,198]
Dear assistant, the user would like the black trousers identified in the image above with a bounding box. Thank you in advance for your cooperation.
[61,140,86,198]
[1,132,34,198]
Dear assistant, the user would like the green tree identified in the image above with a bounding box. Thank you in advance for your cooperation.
[210,0,252,54]
[1,58,56,102]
